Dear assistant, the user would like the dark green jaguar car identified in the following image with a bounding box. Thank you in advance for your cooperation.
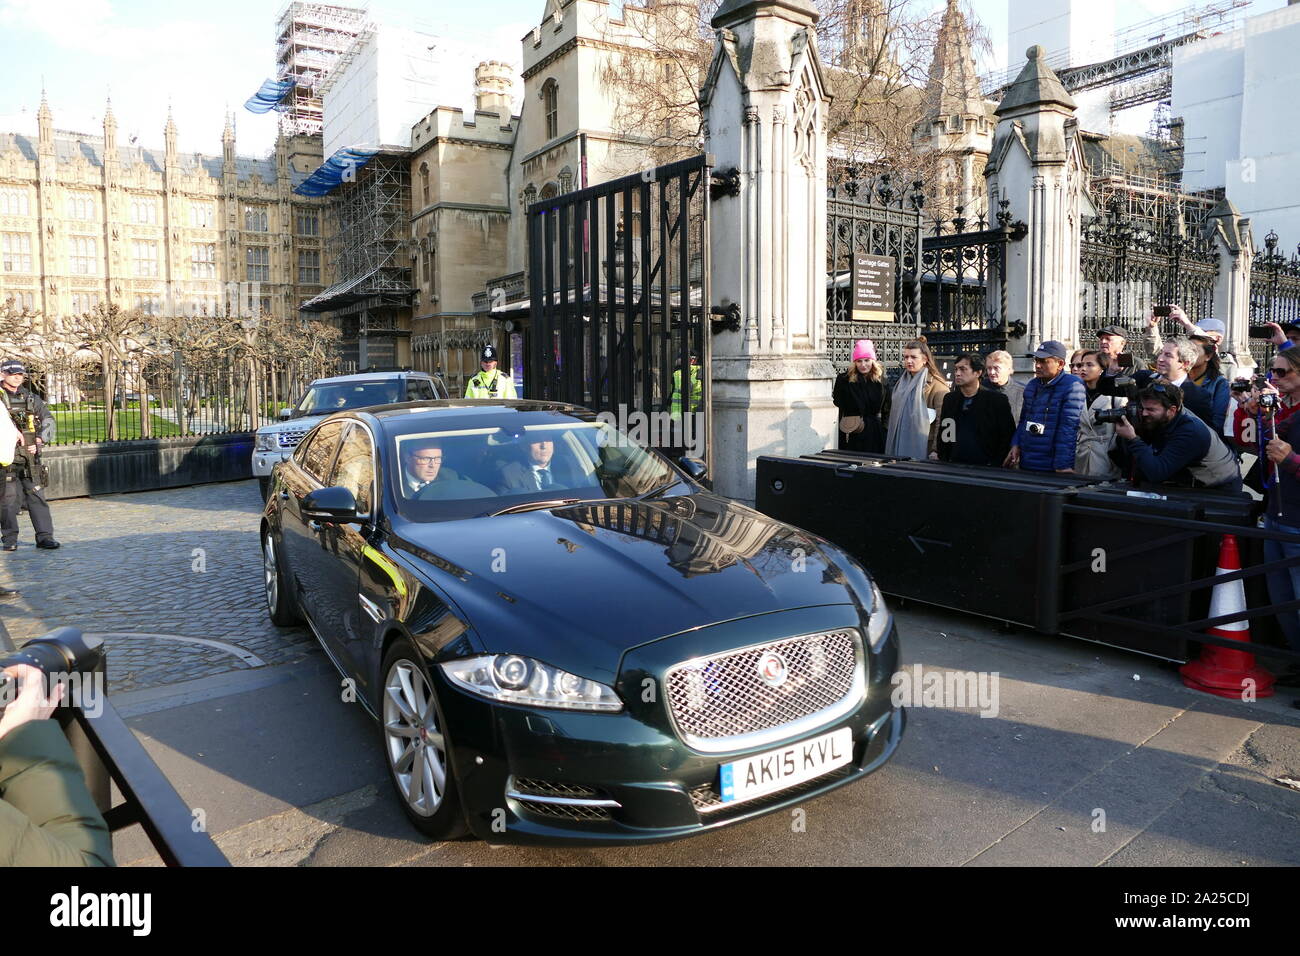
[261,400,904,845]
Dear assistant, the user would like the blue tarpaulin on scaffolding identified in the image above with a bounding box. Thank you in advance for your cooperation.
[293,147,379,197]
[243,79,296,114]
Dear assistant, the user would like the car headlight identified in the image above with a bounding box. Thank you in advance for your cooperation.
[255,433,278,451]
[441,655,623,712]
[866,580,892,650]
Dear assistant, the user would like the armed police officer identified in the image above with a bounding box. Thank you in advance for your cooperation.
[464,345,518,400]
[0,361,59,551]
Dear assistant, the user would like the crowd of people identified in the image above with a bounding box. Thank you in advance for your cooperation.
[831,308,1300,688]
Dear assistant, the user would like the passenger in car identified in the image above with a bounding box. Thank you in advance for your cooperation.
[495,437,585,493]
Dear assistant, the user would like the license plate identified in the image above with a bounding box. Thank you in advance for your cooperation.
[719,727,853,805]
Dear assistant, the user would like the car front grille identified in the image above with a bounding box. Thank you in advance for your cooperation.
[277,429,308,449]
[664,631,862,752]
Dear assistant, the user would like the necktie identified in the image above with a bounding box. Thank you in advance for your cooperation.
[537,468,552,490]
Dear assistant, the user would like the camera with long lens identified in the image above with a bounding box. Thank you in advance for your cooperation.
[0,628,104,715]
[1094,403,1141,426]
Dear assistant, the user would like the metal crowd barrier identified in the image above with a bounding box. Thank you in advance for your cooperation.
[0,622,230,866]
[756,451,1300,667]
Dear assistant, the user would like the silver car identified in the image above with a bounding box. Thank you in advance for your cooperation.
[252,371,446,498]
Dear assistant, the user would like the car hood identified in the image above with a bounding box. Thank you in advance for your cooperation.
[390,492,870,684]
[256,414,326,436]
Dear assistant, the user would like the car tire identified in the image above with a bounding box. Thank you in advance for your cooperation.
[258,476,270,501]
[262,529,301,626]
[380,638,469,841]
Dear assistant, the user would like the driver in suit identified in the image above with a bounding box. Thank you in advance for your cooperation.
[405,440,496,500]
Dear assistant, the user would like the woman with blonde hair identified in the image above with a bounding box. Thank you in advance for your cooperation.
[884,336,950,460]
[833,339,886,452]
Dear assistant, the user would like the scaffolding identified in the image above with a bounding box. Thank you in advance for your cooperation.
[301,155,411,366]
[984,0,1250,112]
[274,1,368,136]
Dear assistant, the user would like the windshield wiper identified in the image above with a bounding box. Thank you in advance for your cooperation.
[486,498,581,517]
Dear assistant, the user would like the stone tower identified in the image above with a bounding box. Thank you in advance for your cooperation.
[474,61,514,125]
[912,0,993,218]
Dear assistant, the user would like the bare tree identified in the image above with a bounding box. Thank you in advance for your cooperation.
[64,303,145,442]
[597,0,993,189]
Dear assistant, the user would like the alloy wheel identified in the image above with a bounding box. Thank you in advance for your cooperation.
[383,661,448,817]
[263,534,278,613]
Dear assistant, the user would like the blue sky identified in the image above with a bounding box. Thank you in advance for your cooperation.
[0,0,1282,158]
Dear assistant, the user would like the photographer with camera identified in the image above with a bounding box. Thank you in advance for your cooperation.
[1132,337,1217,433]
[0,660,114,865]
[1231,349,1300,493]
[1113,382,1242,492]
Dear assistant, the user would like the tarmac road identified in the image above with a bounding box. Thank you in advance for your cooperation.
[4,480,1296,867]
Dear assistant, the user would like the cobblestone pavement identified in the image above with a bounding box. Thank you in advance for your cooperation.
[0,480,317,693]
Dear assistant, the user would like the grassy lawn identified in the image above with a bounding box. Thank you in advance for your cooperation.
[53,410,183,443]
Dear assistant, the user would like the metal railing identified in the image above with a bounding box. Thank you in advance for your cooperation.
[33,354,346,445]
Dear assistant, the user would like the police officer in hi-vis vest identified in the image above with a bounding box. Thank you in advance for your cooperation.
[464,345,518,400]
[0,360,59,551]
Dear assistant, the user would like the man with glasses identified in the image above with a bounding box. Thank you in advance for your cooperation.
[403,442,452,495]
[1113,383,1242,492]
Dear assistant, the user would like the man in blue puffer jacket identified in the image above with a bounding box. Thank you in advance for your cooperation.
[1003,340,1087,474]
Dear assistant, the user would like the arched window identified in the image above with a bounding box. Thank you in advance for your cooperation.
[541,79,558,141]
[420,162,430,206]
[539,183,559,201]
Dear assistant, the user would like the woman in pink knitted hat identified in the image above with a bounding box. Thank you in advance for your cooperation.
[832,339,886,452]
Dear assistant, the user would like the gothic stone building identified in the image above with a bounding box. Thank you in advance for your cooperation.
[0,95,331,334]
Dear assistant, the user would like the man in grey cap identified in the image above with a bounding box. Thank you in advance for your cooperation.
[1096,324,1138,379]
[0,360,58,551]
[1004,340,1087,474]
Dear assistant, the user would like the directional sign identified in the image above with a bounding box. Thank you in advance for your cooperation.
[851,253,896,323]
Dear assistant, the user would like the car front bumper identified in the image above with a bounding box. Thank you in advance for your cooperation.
[252,449,290,477]
[434,608,904,846]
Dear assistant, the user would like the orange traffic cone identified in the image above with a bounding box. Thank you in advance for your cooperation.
[1180,534,1275,699]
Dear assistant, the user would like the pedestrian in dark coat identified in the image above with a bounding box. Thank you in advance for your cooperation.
[935,352,1016,466]
[832,339,886,453]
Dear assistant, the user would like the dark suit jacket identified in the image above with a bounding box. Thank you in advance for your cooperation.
[1134,371,1213,430]
[495,457,589,494]
[936,388,1017,466]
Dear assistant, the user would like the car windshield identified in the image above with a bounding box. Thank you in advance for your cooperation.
[384,409,683,522]
[296,380,403,416]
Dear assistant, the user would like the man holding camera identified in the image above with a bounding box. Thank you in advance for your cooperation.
[0,662,114,865]
[1113,383,1242,492]
[0,361,58,551]
[1003,341,1087,474]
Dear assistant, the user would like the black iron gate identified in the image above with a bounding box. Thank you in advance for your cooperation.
[526,154,712,462]
[827,176,1024,371]
[919,200,1025,358]
[1080,198,1220,346]
[826,176,924,371]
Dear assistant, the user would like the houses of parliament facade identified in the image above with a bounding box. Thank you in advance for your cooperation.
[0,95,332,328]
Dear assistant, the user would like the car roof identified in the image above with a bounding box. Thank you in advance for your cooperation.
[346,398,587,423]
[309,371,431,386]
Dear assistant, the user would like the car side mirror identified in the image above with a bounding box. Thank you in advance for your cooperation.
[678,457,708,483]
[302,486,359,523]
[279,407,293,420]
